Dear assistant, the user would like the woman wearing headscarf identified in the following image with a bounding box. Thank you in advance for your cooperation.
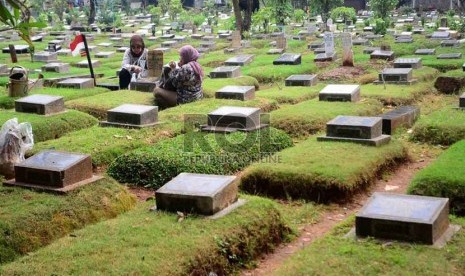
[154,45,204,109]
[119,35,148,89]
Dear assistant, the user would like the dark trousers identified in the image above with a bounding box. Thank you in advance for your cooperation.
[119,68,131,89]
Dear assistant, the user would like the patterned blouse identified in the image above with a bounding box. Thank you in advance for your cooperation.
[169,63,203,104]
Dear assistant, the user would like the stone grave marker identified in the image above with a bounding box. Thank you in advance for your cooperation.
[41,62,70,73]
[273,53,302,65]
[363,47,380,54]
[379,106,420,134]
[31,35,43,42]
[161,33,175,39]
[215,86,255,101]
[231,30,241,49]
[267,48,284,55]
[201,106,266,132]
[161,40,178,48]
[33,51,57,62]
[276,35,287,50]
[352,38,369,45]
[153,47,171,53]
[374,68,415,85]
[95,51,115,58]
[308,41,324,50]
[75,60,101,68]
[314,53,336,62]
[415,49,435,55]
[155,173,238,215]
[100,104,160,128]
[202,35,215,41]
[117,47,129,53]
[147,50,163,78]
[324,32,335,56]
[393,58,422,69]
[395,36,413,43]
[130,79,157,92]
[4,150,101,193]
[285,74,318,86]
[314,48,326,54]
[431,31,450,39]
[460,93,465,108]
[341,32,354,67]
[224,55,254,66]
[173,36,186,43]
[209,66,241,78]
[356,193,450,245]
[365,34,384,40]
[0,64,8,74]
[319,84,360,102]
[191,34,204,40]
[57,78,95,89]
[370,50,394,61]
[199,41,215,49]
[15,95,64,115]
[437,53,462,59]
[2,45,29,54]
[413,27,425,34]
[317,115,391,146]
[441,40,459,47]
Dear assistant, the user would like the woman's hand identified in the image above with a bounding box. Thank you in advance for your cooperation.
[132,65,143,73]
[169,61,177,69]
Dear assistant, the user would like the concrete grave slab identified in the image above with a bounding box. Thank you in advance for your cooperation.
[155,173,238,215]
[267,48,284,54]
[15,94,64,115]
[200,41,215,49]
[441,40,459,47]
[314,52,337,62]
[117,47,129,53]
[319,84,360,102]
[33,51,57,62]
[352,38,369,45]
[100,104,160,128]
[2,45,29,54]
[95,51,115,58]
[130,79,157,92]
[415,49,436,55]
[41,62,70,73]
[201,106,266,132]
[215,86,255,101]
[209,66,241,78]
[285,74,318,86]
[308,42,324,49]
[224,55,254,66]
[379,106,420,134]
[363,47,380,54]
[75,60,101,68]
[97,42,113,47]
[57,78,95,89]
[431,31,450,39]
[437,53,462,59]
[393,58,422,69]
[160,34,175,39]
[370,50,394,61]
[161,40,178,47]
[374,68,416,85]
[273,53,302,65]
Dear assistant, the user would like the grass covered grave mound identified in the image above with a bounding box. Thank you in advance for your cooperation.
[108,128,293,189]
[270,98,383,137]
[271,216,465,276]
[31,123,181,168]
[0,178,136,264]
[0,86,110,109]
[202,76,260,98]
[0,110,97,142]
[409,140,465,215]
[65,90,155,120]
[411,107,465,145]
[241,136,407,202]
[362,82,435,105]
[0,196,290,275]
[257,83,326,104]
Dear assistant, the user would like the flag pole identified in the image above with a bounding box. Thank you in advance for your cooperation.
[82,34,96,86]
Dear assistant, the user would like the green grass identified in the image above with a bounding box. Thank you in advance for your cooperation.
[107,128,293,189]
[270,98,383,137]
[241,136,407,202]
[0,196,290,275]
[0,86,110,109]
[203,76,260,98]
[257,83,326,104]
[0,178,136,264]
[411,106,465,145]
[361,81,436,105]
[0,110,97,142]
[409,140,465,214]
[271,216,465,276]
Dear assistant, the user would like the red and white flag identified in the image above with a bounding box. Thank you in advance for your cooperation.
[70,34,85,56]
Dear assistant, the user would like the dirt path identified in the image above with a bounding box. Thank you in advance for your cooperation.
[241,158,433,276]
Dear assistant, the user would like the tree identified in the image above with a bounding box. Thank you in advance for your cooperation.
[309,0,343,23]
[232,0,242,33]
[168,0,183,21]
[268,0,292,26]
[158,0,170,15]
[330,6,356,22]
[52,0,67,21]
[88,0,96,25]
[368,0,399,19]
[252,6,273,33]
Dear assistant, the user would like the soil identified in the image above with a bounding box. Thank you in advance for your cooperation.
[128,186,155,201]
[318,66,367,81]
[241,157,434,276]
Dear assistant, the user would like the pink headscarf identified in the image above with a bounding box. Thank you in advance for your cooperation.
[180,45,204,80]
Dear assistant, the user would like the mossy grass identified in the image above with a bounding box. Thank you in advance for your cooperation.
[361,81,435,105]
[411,106,465,145]
[257,83,326,104]
[409,140,465,214]
[0,109,97,142]
[270,98,383,137]
[271,216,465,276]
[107,128,293,189]
[240,136,407,202]
[0,178,136,264]
[0,196,290,275]
[202,76,260,98]
[65,90,155,119]
[0,86,110,109]
[440,69,465,78]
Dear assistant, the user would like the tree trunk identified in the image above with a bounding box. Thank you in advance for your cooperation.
[243,0,253,32]
[88,0,96,25]
[232,0,242,34]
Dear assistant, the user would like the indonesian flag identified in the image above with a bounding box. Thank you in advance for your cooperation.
[70,34,85,56]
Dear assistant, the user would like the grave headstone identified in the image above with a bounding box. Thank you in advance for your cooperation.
[324,32,335,56]
[100,104,160,128]
[215,86,255,101]
[41,62,70,73]
[437,53,462,59]
[431,31,450,39]
[341,32,354,67]
[147,50,163,78]
[209,66,241,78]
[415,49,436,55]
[375,68,415,85]
[356,193,450,245]
[231,30,241,49]
[317,116,391,146]
[273,53,302,65]
[130,79,157,92]
[441,40,459,47]
[370,50,394,61]
[285,75,318,86]
[57,78,95,89]
[363,47,380,54]
[352,38,369,45]
[276,35,287,50]
[460,93,465,108]
[2,45,29,54]
[15,95,64,115]
[393,58,422,69]
[224,55,254,66]
[319,84,360,102]
[201,106,265,132]
[314,53,337,62]
[4,150,101,193]
[95,51,115,58]
[379,106,420,134]
[155,173,238,215]
[75,60,101,68]
[33,51,57,62]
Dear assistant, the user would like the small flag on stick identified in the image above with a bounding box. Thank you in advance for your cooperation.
[70,34,85,56]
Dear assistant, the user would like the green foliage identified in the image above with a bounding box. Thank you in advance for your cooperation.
[310,0,343,22]
[148,5,161,25]
[409,140,465,214]
[241,136,407,202]
[193,13,206,27]
[269,0,293,26]
[374,18,388,35]
[405,23,413,32]
[0,179,136,264]
[107,128,293,188]
[330,6,356,22]
[293,9,305,23]
[369,0,399,19]
[157,0,170,15]
[252,6,273,33]
[168,0,183,21]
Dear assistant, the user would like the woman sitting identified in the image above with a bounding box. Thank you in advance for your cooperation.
[119,35,148,89]
[154,45,204,109]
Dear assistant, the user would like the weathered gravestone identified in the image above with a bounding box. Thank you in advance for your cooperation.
[379,106,420,134]
[324,32,335,56]
[273,53,302,65]
[415,49,435,55]
[224,55,254,66]
[441,40,459,47]
[308,41,324,50]
[352,38,369,46]
[0,64,8,74]
[155,173,238,215]
[317,116,391,146]
[33,51,57,62]
[393,58,422,69]
[15,95,64,115]
[57,78,95,89]
[374,68,416,85]
[215,86,255,101]
[285,75,318,86]
[147,50,164,78]
[431,31,450,39]
[100,104,160,128]
[199,41,215,49]
[161,40,178,48]
[319,84,360,102]
[2,45,29,54]
[209,66,241,78]
[459,93,465,108]
[95,51,115,58]
[191,34,204,40]
[201,106,266,132]
[4,150,101,193]
[370,50,395,61]
[341,32,354,67]
[130,79,157,92]
[356,193,451,245]
[437,53,462,59]
[363,47,381,54]
[117,47,129,53]
[314,48,326,54]
[76,60,101,68]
